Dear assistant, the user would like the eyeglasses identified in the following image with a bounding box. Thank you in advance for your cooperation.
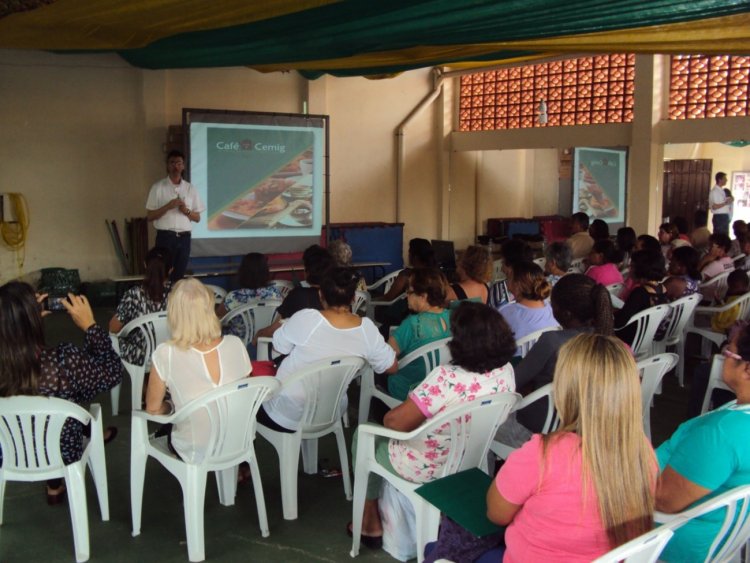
[723,349,746,362]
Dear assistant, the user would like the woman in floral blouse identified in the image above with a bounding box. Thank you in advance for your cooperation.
[349,301,517,548]
[0,281,121,504]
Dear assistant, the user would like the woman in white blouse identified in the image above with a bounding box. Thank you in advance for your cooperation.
[145,278,252,462]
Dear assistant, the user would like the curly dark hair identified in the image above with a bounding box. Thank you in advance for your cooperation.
[448,302,516,373]
[709,233,732,253]
[409,268,447,307]
[303,245,334,285]
[589,219,610,241]
[670,246,700,280]
[636,234,661,254]
[238,252,270,290]
[591,239,623,265]
[319,267,360,307]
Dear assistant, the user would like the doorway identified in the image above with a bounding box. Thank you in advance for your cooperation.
[662,159,712,231]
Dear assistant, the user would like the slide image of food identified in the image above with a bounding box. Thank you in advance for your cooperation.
[577,164,618,218]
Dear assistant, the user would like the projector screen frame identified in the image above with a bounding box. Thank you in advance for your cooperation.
[182,108,330,255]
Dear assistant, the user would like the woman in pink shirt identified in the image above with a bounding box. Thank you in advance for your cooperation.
[487,333,657,562]
[585,239,624,287]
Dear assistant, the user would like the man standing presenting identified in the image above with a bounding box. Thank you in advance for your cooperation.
[146,150,205,281]
[709,171,732,235]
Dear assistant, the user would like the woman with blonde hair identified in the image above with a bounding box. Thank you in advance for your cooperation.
[487,333,656,561]
[446,245,492,303]
[146,278,252,461]
[497,261,556,343]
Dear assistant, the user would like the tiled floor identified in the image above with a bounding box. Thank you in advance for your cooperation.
[0,308,699,561]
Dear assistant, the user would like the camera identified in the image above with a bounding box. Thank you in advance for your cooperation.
[43,295,67,312]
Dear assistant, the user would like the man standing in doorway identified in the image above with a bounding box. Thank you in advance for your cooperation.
[146,150,205,281]
[709,171,732,235]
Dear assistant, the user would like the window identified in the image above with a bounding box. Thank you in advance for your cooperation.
[669,55,750,119]
[458,54,635,131]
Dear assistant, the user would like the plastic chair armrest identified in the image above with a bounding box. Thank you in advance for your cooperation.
[357,421,428,441]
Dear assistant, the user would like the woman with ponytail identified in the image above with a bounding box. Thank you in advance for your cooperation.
[488,334,656,561]
[497,261,556,344]
[109,246,172,364]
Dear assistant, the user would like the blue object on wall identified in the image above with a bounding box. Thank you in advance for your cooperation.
[328,223,404,283]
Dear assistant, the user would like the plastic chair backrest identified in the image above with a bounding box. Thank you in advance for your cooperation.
[269,279,294,298]
[0,396,90,476]
[117,311,170,367]
[516,326,561,358]
[568,258,585,274]
[204,284,227,305]
[367,270,402,293]
[167,377,280,468]
[492,259,505,282]
[661,293,701,345]
[533,257,546,269]
[637,353,678,439]
[606,283,624,297]
[283,357,366,434]
[419,393,518,477]
[220,299,282,346]
[700,270,731,303]
[352,290,370,315]
[662,484,750,562]
[622,304,670,359]
[592,526,673,563]
[398,337,452,373]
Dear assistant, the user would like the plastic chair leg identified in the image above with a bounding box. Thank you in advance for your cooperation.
[301,438,318,475]
[65,464,91,563]
[414,498,441,563]
[358,369,375,425]
[215,467,238,507]
[676,339,686,387]
[110,384,120,417]
[0,477,6,525]
[333,425,353,500]
[183,467,208,562]
[87,446,110,521]
[247,454,270,537]
[130,435,147,537]
[349,468,369,558]
[279,435,302,520]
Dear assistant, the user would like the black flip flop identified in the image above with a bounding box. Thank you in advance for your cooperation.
[346,522,383,549]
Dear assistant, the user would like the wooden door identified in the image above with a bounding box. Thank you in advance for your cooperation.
[662,159,712,231]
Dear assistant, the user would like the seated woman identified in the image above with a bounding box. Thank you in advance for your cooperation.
[487,333,656,562]
[656,324,750,562]
[379,238,436,302]
[614,249,668,346]
[353,301,517,547]
[258,268,398,433]
[218,252,284,319]
[585,239,624,286]
[386,268,452,401]
[497,261,556,344]
[616,226,637,271]
[145,278,252,462]
[445,245,491,303]
[109,246,172,365]
[0,282,121,504]
[699,232,734,281]
[588,218,610,242]
[489,239,533,309]
[544,241,571,287]
[664,245,701,301]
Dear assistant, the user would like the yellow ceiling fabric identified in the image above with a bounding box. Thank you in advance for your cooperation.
[0,0,339,50]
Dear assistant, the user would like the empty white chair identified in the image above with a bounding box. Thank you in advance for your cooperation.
[656,484,750,563]
[656,293,701,386]
[490,383,557,460]
[365,270,405,321]
[109,310,170,415]
[699,270,731,304]
[350,393,519,563]
[592,526,673,563]
[131,377,280,562]
[357,337,452,425]
[515,326,561,358]
[684,291,750,364]
[219,299,282,347]
[0,397,109,563]
[269,279,294,298]
[257,357,365,521]
[203,284,227,305]
[637,353,679,441]
[615,304,670,360]
[701,354,733,414]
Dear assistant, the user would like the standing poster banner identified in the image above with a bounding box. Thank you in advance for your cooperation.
[573,148,627,223]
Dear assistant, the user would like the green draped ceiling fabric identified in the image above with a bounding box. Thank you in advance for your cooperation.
[0,0,748,78]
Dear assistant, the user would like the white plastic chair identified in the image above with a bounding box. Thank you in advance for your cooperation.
[357,337,452,425]
[255,336,279,361]
[592,526,673,563]
[701,354,734,414]
[256,357,365,521]
[699,270,731,304]
[655,484,750,563]
[615,304,670,360]
[568,258,585,273]
[637,353,679,441]
[130,377,280,562]
[219,299,282,347]
[656,293,701,386]
[606,282,624,297]
[109,310,170,416]
[350,393,519,563]
[492,259,505,282]
[490,383,557,460]
[0,397,109,563]
[269,279,294,298]
[203,284,226,305]
[533,256,546,269]
[352,290,370,315]
[684,291,750,364]
[515,326,561,358]
[366,269,403,294]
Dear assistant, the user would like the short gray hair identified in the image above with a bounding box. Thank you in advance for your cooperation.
[545,241,572,271]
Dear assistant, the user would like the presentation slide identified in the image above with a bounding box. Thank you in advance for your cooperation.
[185,110,327,256]
[573,147,627,224]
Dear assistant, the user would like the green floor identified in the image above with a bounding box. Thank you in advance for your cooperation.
[0,308,693,562]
